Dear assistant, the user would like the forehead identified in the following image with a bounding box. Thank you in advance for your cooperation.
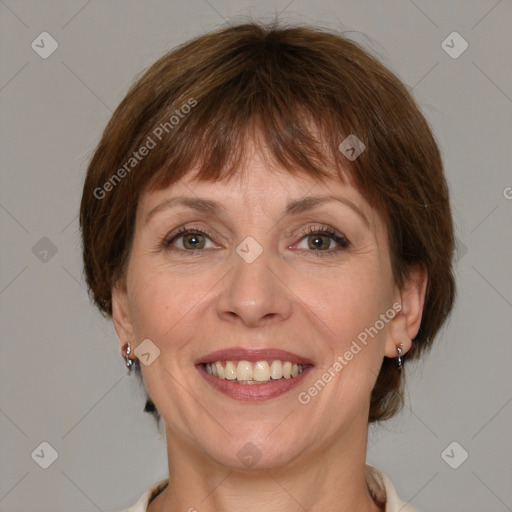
[138,150,371,219]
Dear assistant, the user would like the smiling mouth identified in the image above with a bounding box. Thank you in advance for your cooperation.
[201,360,310,384]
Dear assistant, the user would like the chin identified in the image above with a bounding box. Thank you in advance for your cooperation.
[197,428,308,471]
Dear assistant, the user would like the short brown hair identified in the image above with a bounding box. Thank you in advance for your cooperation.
[79,21,456,425]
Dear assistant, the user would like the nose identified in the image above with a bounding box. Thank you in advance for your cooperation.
[216,242,293,328]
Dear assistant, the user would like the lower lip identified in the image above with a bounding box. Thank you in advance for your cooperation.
[196,364,313,401]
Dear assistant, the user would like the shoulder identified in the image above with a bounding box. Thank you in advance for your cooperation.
[365,464,421,512]
[122,478,169,512]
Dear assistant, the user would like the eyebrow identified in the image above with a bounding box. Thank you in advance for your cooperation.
[144,194,371,228]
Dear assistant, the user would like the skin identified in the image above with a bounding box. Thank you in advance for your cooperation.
[112,145,427,512]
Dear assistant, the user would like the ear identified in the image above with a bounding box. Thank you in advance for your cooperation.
[111,282,135,359]
[384,264,428,358]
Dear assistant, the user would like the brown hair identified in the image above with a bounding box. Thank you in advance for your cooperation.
[79,21,456,425]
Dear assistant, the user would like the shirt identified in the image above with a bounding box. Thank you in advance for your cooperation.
[123,464,420,511]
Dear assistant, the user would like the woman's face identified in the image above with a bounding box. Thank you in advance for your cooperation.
[112,149,417,470]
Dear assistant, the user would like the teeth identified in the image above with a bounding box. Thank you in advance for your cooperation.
[203,360,308,384]
[224,361,237,380]
[236,361,253,381]
[253,361,270,381]
[214,361,225,379]
[270,360,283,379]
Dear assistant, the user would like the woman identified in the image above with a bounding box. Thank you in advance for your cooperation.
[80,21,455,512]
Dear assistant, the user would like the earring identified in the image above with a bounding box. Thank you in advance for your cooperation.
[125,343,133,371]
[396,343,404,371]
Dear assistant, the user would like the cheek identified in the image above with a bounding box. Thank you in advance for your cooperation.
[126,261,231,359]
[127,264,206,341]
[301,265,391,343]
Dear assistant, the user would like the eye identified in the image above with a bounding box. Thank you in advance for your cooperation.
[161,224,350,255]
[294,225,350,255]
[162,226,217,251]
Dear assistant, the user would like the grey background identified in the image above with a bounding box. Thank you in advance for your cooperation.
[1,0,511,511]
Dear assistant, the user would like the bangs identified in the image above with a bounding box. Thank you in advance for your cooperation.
[142,91,359,198]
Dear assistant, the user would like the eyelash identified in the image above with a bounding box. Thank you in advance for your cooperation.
[162,224,350,257]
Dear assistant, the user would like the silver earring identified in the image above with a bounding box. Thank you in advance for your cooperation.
[126,343,133,370]
[396,343,404,371]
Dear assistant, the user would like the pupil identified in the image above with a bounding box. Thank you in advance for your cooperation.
[185,234,204,249]
[310,235,327,250]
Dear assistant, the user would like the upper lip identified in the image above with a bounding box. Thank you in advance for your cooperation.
[195,347,315,366]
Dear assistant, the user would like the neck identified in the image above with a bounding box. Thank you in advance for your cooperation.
[149,418,383,512]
